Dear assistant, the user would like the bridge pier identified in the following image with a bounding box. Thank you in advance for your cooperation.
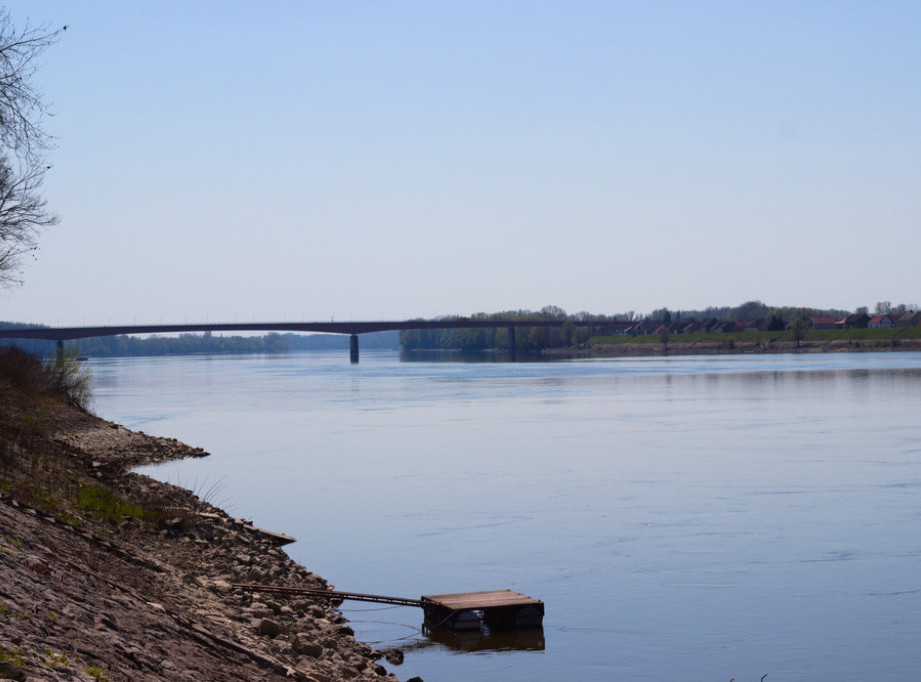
[56,340,64,365]
[349,334,359,364]
[507,327,517,360]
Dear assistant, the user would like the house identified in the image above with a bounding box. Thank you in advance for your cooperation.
[711,320,739,333]
[699,317,719,333]
[741,319,770,332]
[808,316,838,330]
[894,311,921,328]
[868,314,894,329]
[840,313,870,330]
[627,320,659,336]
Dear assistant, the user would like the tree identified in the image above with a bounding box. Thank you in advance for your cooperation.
[0,11,63,288]
[560,319,574,345]
[526,326,550,352]
[875,301,891,316]
[572,326,591,347]
[539,305,567,319]
[791,317,808,348]
[658,325,671,352]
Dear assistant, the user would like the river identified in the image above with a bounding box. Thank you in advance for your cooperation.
[88,350,921,681]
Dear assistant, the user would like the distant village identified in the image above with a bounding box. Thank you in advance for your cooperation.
[602,311,921,337]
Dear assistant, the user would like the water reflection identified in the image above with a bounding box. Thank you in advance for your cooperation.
[421,625,545,652]
[400,349,575,363]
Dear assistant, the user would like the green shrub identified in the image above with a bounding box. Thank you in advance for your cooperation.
[0,345,91,409]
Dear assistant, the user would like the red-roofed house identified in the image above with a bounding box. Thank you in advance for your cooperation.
[809,316,838,330]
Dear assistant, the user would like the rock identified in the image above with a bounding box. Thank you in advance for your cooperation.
[300,643,324,657]
[384,649,404,665]
[257,618,283,637]
[0,663,27,681]
[208,579,231,593]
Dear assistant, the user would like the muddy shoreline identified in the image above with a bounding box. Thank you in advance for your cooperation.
[0,402,408,681]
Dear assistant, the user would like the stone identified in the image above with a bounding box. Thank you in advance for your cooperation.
[0,663,26,681]
[257,618,283,637]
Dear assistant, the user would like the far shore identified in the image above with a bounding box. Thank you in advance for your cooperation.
[576,335,921,358]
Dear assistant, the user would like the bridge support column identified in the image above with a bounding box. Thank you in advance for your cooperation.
[507,327,516,360]
[349,334,359,364]
[56,340,64,365]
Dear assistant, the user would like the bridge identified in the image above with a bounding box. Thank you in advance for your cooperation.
[0,319,577,363]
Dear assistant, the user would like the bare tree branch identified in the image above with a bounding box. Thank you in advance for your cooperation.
[0,9,62,288]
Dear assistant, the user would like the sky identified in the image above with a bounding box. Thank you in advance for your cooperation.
[1,1,919,326]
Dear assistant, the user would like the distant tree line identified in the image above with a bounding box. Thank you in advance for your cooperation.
[398,300,921,351]
[399,307,605,351]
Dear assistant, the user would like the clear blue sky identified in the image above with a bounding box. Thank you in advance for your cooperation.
[3,1,919,326]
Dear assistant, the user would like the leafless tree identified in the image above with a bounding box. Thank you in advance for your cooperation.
[0,10,63,288]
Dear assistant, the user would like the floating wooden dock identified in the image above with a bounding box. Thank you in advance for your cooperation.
[232,584,543,631]
[421,589,544,630]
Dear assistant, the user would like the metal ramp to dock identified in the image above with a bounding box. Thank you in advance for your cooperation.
[232,584,543,631]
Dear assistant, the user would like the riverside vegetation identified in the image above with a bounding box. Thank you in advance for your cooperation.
[0,347,407,682]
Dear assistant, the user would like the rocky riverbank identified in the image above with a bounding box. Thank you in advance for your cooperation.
[0,387,408,680]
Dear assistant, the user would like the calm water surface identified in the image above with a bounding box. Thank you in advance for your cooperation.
[88,351,921,681]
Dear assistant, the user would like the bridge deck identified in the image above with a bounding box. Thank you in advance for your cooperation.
[0,318,571,341]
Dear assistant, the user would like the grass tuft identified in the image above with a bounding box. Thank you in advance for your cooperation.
[75,484,159,523]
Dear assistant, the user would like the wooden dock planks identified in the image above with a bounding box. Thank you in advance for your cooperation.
[421,589,542,610]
